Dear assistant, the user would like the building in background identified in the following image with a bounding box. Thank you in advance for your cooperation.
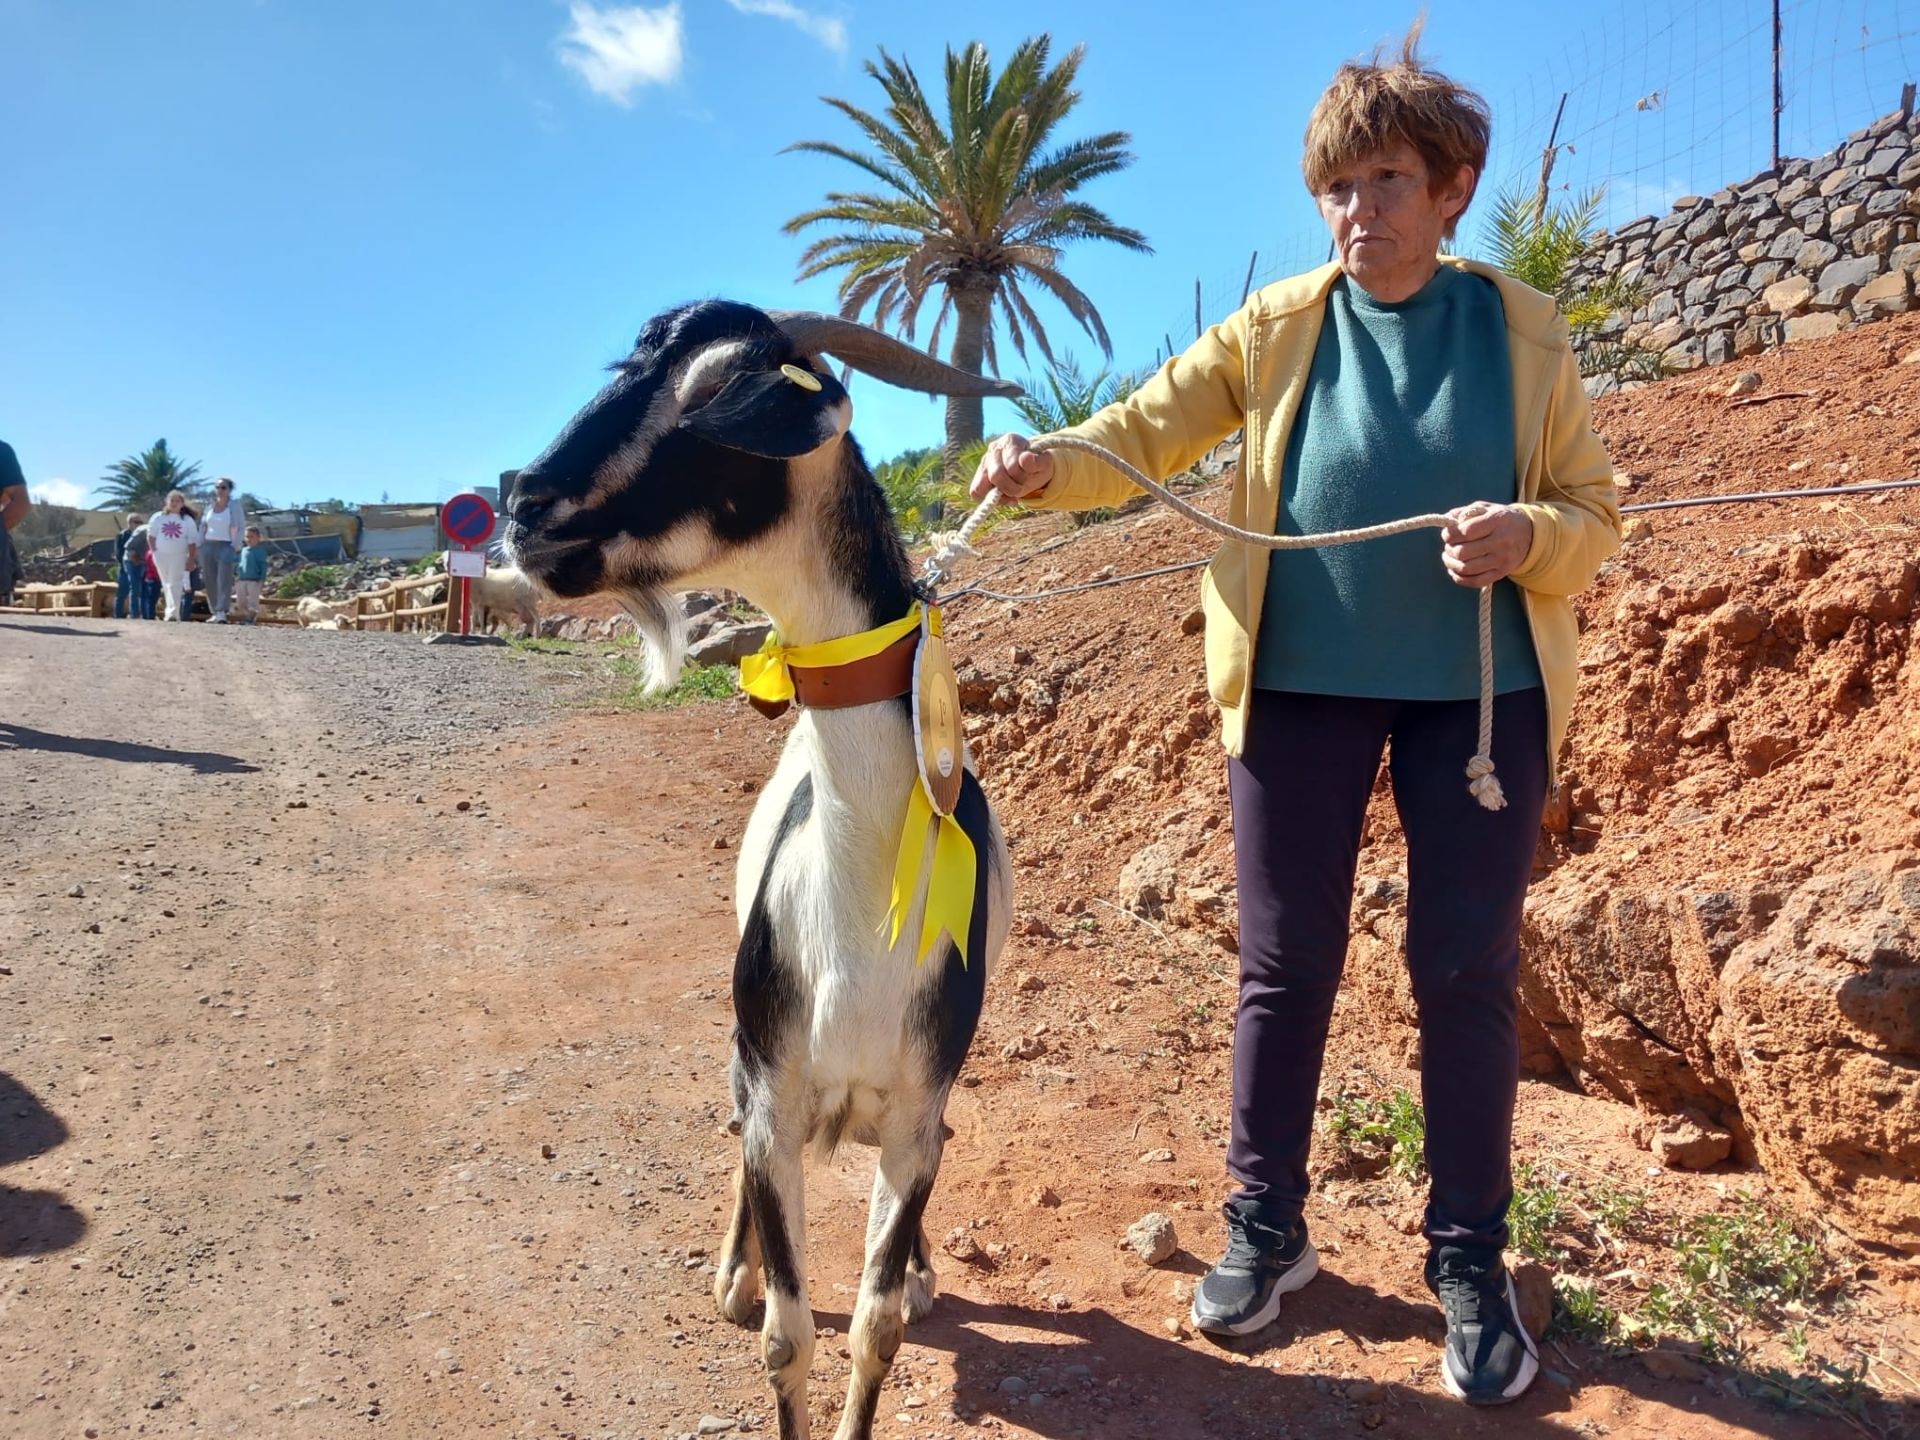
[359,503,443,562]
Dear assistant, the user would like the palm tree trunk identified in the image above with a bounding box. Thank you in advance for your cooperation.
[942,283,994,485]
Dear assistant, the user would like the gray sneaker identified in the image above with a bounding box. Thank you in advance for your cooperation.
[1189,1199,1319,1336]
[1426,1245,1539,1404]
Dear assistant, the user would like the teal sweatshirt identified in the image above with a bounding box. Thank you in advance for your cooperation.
[1253,265,1542,699]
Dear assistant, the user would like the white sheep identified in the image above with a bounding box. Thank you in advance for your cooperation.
[294,595,351,627]
[467,565,538,634]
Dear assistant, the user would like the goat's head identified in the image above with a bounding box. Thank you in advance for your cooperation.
[502,301,1017,680]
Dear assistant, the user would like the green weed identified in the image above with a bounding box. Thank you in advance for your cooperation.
[506,635,585,655]
[1509,1162,1570,1262]
[1672,1197,1827,1319]
[612,661,738,711]
[1609,1194,1836,1354]
[275,564,342,599]
[1323,1087,1426,1182]
[1549,1275,1619,1343]
[1587,1180,1650,1239]
[507,638,738,712]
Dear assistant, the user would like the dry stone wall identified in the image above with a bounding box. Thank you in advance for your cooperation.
[1571,105,1920,382]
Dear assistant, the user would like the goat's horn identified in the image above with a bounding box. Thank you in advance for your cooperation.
[768,311,1023,400]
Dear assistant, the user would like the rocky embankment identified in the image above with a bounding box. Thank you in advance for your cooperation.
[948,311,1920,1258]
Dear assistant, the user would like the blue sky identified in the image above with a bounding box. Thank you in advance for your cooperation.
[2,0,1911,510]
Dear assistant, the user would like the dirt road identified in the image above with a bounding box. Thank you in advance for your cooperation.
[0,618,1863,1440]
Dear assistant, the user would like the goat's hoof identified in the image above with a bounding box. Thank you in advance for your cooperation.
[902,1266,937,1324]
[715,1263,762,1325]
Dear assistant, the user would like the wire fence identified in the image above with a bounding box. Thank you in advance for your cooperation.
[1147,0,1917,364]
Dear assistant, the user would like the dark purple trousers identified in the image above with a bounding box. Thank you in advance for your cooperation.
[1225,687,1549,1250]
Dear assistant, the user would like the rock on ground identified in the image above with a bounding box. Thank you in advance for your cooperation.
[1124,1212,1177,1266]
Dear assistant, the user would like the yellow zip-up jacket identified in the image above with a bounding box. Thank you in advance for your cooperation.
[1027,257,1623,776]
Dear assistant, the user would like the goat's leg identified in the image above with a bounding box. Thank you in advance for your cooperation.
[902,1222,938,1324]
[833,1123,942,1440]
[713,1157,763,1324]
[743,1120,813,1440]
[715,1053,763,1323]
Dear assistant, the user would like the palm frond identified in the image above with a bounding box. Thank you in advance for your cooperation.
[1009,265,1112,355]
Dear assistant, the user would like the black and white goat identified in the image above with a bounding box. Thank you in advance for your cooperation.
[503,302,1016,1440]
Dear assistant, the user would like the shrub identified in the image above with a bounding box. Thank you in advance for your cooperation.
[276,565,341,599]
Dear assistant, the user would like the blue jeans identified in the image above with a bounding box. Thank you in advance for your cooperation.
[141,575,161,619]
[1225,687,1549,1252]
[116,561,138,618]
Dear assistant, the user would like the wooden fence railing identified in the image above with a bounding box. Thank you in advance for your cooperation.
[0,581,118,618]
[0,573,495,634]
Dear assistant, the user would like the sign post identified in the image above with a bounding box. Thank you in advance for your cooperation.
[426,492,507,647]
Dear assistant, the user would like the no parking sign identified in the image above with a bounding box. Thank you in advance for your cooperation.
[442,492,496,549]
[440,492,496,641]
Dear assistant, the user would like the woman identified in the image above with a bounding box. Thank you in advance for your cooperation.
[147,490,202,622]
[972,33,1619,1406]
[198,478,246,622]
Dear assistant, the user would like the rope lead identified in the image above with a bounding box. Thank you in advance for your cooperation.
[930,434,1507,813]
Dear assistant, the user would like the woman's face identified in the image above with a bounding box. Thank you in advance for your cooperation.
[1315,143,1473,301]
[167,495,183,512]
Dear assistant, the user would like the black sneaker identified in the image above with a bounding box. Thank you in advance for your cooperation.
[1425,1245,1539,1405]
[1189,1199,1319,1336]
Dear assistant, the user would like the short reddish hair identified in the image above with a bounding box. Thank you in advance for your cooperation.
[1302,22,1491,239]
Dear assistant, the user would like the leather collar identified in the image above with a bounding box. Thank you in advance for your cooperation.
[747,629,918,719]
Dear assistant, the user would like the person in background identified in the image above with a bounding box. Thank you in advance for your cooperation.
[181,501,203,621]
[113,513,142,618]
[122,518,154,620]
[141,542,162,620]
[233,525,269,624]
[0,439,29,606]
[198,478,246,623]
[147,490,201,622]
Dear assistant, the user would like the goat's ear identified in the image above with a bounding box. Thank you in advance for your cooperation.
[679,368,851,458]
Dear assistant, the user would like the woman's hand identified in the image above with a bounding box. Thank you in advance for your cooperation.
[969,433,1054,503]
[1441,502,1533,588]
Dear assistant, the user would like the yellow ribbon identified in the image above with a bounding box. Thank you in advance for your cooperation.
[736,603,974,968]
[737,602,925,708]
[887,779,976,968]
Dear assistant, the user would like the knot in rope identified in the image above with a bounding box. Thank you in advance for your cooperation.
[1465,754,1507,812]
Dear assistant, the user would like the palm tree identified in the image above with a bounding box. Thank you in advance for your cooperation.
[99,439,205,514]
[783,36,1150,479]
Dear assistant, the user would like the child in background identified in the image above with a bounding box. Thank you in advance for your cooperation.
[234,526,269,624]
[142,544,162,620]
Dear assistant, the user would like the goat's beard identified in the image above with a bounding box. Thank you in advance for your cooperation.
[621,584,688,695]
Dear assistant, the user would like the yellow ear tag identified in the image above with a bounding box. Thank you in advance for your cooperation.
[780,363,823,392]
[912,606,963,817]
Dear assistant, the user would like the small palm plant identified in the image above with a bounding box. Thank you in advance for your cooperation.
[1012,354,1148,434]
[1483,186,1664,384]
[783,36,1150,480]
[871,447,947,539]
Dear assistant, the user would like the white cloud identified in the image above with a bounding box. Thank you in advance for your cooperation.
[556,2,684,105]
[34,477,90,508]
[724,0,847,54]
